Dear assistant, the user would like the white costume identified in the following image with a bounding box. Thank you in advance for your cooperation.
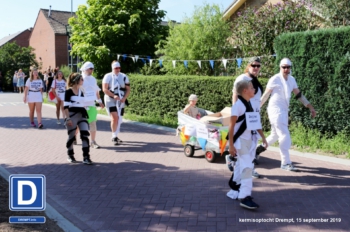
[265,64,298,166]
[25,79,43,103]
[231,98,259,199]
[102,62,130,139]
[233,74,262,112]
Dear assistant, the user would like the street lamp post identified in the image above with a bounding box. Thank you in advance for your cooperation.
[66,25,73,72]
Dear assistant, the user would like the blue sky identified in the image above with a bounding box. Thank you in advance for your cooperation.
[0,0,233,39]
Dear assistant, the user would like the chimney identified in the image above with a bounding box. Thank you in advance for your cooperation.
[48,5,51,17]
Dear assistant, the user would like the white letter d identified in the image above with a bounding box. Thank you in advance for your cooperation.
[18,181,37,205]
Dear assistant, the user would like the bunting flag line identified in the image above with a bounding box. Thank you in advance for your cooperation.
[110,52,276,69]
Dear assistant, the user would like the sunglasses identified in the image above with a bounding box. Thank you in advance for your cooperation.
[281,66,291,69]
[251,64,261,68]
[114,67,121,69]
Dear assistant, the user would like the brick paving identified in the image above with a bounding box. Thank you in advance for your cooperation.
[0,93,349,231]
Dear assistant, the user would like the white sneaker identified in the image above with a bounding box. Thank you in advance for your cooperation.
[226,190,239,200]
[91,141,100,149]
[252,169,260,178]
[57,120,61,124]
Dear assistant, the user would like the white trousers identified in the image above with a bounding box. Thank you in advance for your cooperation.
[266,122,291,165]
[232,137,257,199]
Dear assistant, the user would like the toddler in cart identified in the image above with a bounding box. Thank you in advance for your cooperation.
[183,94,201,119]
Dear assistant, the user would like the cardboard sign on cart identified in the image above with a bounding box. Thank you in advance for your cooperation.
[199,107,231,126]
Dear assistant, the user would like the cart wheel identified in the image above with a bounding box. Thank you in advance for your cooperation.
[184,145,195,157]
[205,151,216,163]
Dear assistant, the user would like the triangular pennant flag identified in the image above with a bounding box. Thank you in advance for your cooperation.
[147,56,151,61]
[132,57,135,63]
[181,127,190,141]
[122,54,127,61]
[236,58,243,68]
[184,60,188,68]
[197,138,207,150]
[150,59,153,67]
[159,60,163,67]
[172,60,176,68]
[209,60,214,69]
[197,60,201,69]
[135,55,139,62]
[117,54,120,60]
[222,59,228,69]
[220,130,229,155]
[141,58,146,64]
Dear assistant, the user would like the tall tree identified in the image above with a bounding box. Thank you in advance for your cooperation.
[69,0,167,76]
[0,42,38,80]
[156,4,234,75]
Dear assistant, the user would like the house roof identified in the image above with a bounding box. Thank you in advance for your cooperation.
[223,0,247,20]
[0,31,23,47]
[40,9,76,35]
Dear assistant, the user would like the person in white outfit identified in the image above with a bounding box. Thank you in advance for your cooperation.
[51,70,67,124]
[228,80,267,209]
[23,68,44,129]
[81,62,104,149]
[102,61,131,145]
[230,57,263,178]
[259,58,316,171]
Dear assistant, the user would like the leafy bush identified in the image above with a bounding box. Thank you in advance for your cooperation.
[274,26,350,135]
[126,74,270,130]
[60,65,72,78]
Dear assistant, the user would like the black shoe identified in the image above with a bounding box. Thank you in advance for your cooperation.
[240,196,259,209]
[255,145,266,164]
[111,137,123,145]
[67,155,77,163]
[83,157,92,165]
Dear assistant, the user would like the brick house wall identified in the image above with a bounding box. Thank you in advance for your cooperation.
[29,10,56,71]
[9,29,32,47]
[55,35,69,69]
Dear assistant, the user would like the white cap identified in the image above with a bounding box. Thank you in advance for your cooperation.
[188,94,198,101]
[280,58,292,67]
[80,61,94,71]
[112,61,121,69]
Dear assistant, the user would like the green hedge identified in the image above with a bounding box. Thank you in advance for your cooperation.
[124,74,270,129]
[274,26,350,134]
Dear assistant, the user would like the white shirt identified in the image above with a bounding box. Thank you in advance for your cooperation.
[233,74,262,112]
[82,75,100,107]
[266,74,298,111]
[51,79,66,92]
[25,79,43,91]
[231,99,252,141]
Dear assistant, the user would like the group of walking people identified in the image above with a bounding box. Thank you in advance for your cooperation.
[227,57,316,210]
[23,61,130,165]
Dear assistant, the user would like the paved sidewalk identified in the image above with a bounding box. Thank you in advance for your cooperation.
[0,93,349,232]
